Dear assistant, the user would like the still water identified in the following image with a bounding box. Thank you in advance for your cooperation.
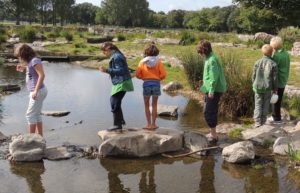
[0,63,299,193]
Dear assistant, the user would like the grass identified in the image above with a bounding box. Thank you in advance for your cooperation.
[228,128,243,139]
[287,143,300,162]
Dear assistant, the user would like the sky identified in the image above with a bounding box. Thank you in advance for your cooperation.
[75,0,233,12]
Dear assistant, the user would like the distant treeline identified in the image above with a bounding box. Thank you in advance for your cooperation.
[0,0,299,33]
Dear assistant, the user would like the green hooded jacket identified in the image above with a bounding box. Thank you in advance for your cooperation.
[272,49,290,88]
[200,52,227,94]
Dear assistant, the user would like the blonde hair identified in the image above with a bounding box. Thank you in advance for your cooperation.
[270,36,283,50]
[261,44,273,56]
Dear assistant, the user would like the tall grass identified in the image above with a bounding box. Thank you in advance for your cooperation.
[180,51,204,90]
[282,95,300,118]
[19,26,36,43]
[219,50,254,118]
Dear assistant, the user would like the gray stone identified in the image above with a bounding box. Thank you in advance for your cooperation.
[285,85,300,98]
[45,146,73,160]
[157,104,178,117]
[291,42,300,56]
[98,128,183,157]
[222,141,255,163]
[184,132,208,155]
[241,125,284,145]
[236,34,254,42]
[254,32,274,42]
[9,134,46,162]
[41,111,70,117]
[273,137,290,155]
[216,123,243,134]
[162,81,183,92]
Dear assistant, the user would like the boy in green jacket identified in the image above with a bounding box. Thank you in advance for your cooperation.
[270,37,290,122]
[252,44,278,127]
[197,40,227,143]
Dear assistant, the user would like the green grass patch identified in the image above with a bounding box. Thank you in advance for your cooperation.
[228,128,243,139]
[263,139,274,148]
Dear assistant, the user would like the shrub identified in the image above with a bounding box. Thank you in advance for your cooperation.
[152,31,166,38]
[19,26,36,43]
[180,31,196,45]
[74,42,87,49]
[180,51,204,90]
[287,143,300,161]
[219,50,254,117]
[0,35,6,43]
[282,96,300,118]
[61,31,73,42]
[117,34,126,41]
[278,27,300,42]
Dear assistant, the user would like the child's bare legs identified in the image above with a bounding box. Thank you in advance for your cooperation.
[143,96,152,128]
[151,96,158,129]
[28,122,43,136]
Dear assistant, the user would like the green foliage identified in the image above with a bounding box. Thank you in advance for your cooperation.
[74,42,87,49]
[228,128,243,139]
[180,31,196,46]
[282,96,300,118]
[263,139,274,148]
[70,3,98,25]
[0,35,6,43]
[287,143,300,161]
[152,31,166,38]
[180,51,204,90]
[61,31,73,41]
[167,10,185,28]
[219,50,254,117]
[246,39,265,49]
[19,26,36,43]
[278,27,300,42]
[117,34,126,41]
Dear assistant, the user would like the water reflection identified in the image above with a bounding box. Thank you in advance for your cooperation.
[199,156,216,193]
[222,162,279,193]
[10,161,45,193]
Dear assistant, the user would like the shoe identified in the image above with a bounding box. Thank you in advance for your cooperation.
[206,133,218,143]
[107,125,122,132]
[254,123,261,128]
[121,120,126,126]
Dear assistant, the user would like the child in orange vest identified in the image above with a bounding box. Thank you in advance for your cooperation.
[136,43,167,130]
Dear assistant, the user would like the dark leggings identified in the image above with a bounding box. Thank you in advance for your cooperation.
[110,91,126,126]
[204,93,222,128]
[272,87,285,121]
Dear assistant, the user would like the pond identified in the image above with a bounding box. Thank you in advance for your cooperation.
[0,62,299,193]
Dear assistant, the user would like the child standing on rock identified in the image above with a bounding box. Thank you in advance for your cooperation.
[269,36,290,123]
[136,43,166,130]
[252,44,278,127]
[99,42,134,132]
[15,44,47,136]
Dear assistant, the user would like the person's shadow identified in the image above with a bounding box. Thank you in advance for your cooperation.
[10,161,45,193]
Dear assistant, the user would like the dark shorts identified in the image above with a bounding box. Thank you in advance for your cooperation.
[143,85,161,96]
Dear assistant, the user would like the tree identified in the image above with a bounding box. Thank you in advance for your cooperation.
[95,7,108,25]
[234,0,300,27]
[166,10,185,28]
[56,0,75,26]
[100,0,150,27]
[71,3,98,25]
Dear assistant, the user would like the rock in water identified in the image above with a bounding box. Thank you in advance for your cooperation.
[222,141,255,163]
[184,132,208,153]
[45,146,73,160]
[98,128,183,157]
[9,134,46,162]
[41,111,70,117]
[157,104,178,117]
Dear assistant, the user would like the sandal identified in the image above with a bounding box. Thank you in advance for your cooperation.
[206,133,218,143]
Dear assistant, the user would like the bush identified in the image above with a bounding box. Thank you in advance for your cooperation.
[278,27,300,42]
[117,34,126,41]
[219,50,254,117]
[246,39,265,49]
[180,51,204,90]
[180,31,196,45]
[282,96,300,118]
[19,26,36,43]
[0,35,6,43]
[61,31,73,42]
[152,31,166,38]
[74,42,87,49]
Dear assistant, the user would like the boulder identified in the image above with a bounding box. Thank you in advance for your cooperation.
[216,123,243,134]
[273,137,290,155]
[222,141,255,163]
[254,32,274,42]
[98,128,183,157]
[45,146,74,160]
[9,134,46,162]
[241,124,284,145]
[0,84,21,92]
[163,81,183,92]
[157,104,178,117]
[41,111,70,117]
[184,132,208,155]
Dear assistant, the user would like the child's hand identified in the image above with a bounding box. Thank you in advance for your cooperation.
[16,64,25,72]
[208,93,214,99]
[32,90,38,100]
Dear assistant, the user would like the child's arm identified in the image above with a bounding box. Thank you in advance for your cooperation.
[135,62,143,79]
[252,62,258,83]
[272,62,278,93]
[158,61,167,80]
[32,64,45,100]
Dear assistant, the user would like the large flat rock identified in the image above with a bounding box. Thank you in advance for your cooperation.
[41,111,70,117]
[157,104,178,117]
[98,128,183,157]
